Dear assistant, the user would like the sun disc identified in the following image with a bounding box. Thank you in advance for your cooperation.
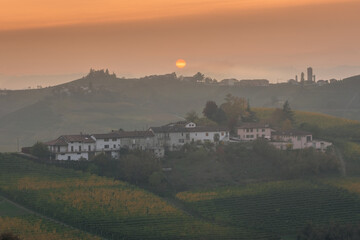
[176,59,186,69]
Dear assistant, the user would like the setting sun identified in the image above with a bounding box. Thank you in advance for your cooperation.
[176,59,186,69]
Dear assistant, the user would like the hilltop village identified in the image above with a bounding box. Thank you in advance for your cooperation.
[41,120,332,161]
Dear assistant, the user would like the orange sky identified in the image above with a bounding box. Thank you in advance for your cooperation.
[1,0,352,30]
[0,0,360,88]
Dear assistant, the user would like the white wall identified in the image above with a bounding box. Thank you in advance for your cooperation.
[56,152,89,161]
[190,131,229,142]
[311,140,332,151]
[95,138,120,151]
[237,128,272,141]
[48,145,68,153]
[121,137,156,150]
[67,142,96,153]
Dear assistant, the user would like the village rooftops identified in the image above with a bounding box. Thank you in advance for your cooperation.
[237,122,271,129]
[150,121,229,133]
[45,138,68,146]
[45,134,95,146]
[272,130,312,137]
[113,130,155,138]
[92,132,121,139]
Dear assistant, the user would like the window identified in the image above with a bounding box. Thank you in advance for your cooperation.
[104,145,109,149]
[297,136,301,141]
[250,129,253,132]
[71,146,74,152]
[104,138,109,142]
[306,136,312,142]
[206,133,209,136]
[57,146,60,152]
[262,129,265,132]
[68,156,71,160]
[262,134,265,137]
[88,145,91,151]
[77,152,81,155]
[113,144,116,148]
[79,146,81,152]
[179,139,184,143]
[112,138,117,141]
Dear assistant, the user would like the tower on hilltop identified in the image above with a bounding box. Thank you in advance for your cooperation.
[307,67,313,83]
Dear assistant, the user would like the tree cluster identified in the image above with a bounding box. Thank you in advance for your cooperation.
[269,100,295,130]
[186,94,258,132]
[252,139,340,177]
[31,142,51,161]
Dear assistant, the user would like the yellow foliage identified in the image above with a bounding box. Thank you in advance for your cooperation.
[254,108,359,129]
[322,178,360,195]
[176,180,317,202]
[4,175,124,191]
[48,187,180,217]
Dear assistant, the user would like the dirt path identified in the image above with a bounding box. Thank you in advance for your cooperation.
[334,146,346,176]
[0,195,106,240]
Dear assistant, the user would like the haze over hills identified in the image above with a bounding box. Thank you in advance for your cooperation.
[1,70,360,151]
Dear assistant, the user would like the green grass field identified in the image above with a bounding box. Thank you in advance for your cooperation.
[0,153,268,240]
[0,198,28,217]
[0,197,101,240]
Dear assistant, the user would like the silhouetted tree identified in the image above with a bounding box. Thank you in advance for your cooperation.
[31,142,51,160]
[203,101,219,120]
[185,110,199,122]
[241,101,257,122]
[283,100,295,123]
[193,72,205,82]
[213,108,227,125]
[220,94,248,131]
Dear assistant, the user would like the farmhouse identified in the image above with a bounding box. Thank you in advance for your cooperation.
[271,130,313,149]
[92,132,121,159]
[270,130,332,151]
[149,121,230,151]
[113,130,164,158]
[237,123,273,141]
[43,121,331,161]
[46,134,96,161]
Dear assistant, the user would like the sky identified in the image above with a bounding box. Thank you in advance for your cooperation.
[0,0,360,89]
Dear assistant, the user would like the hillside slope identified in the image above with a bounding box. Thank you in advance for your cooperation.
[1,71,360,151]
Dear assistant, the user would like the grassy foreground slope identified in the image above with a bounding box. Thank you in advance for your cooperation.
[176,179,360,240]
[0,153,272,240]
[0,197,101,240]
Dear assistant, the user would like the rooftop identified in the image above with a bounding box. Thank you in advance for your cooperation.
[272,130,312,137]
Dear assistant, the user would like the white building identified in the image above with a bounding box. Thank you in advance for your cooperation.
[92,132,121,159]
[46,135,96,161]
[114,130,165,158]
[271,130,313,150]
[237,123,273,141]
[46,130,165,160]
[149,121,229,151]
[270,130,332,151]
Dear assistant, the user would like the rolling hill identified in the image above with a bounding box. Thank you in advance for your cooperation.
[1,70,360,151]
